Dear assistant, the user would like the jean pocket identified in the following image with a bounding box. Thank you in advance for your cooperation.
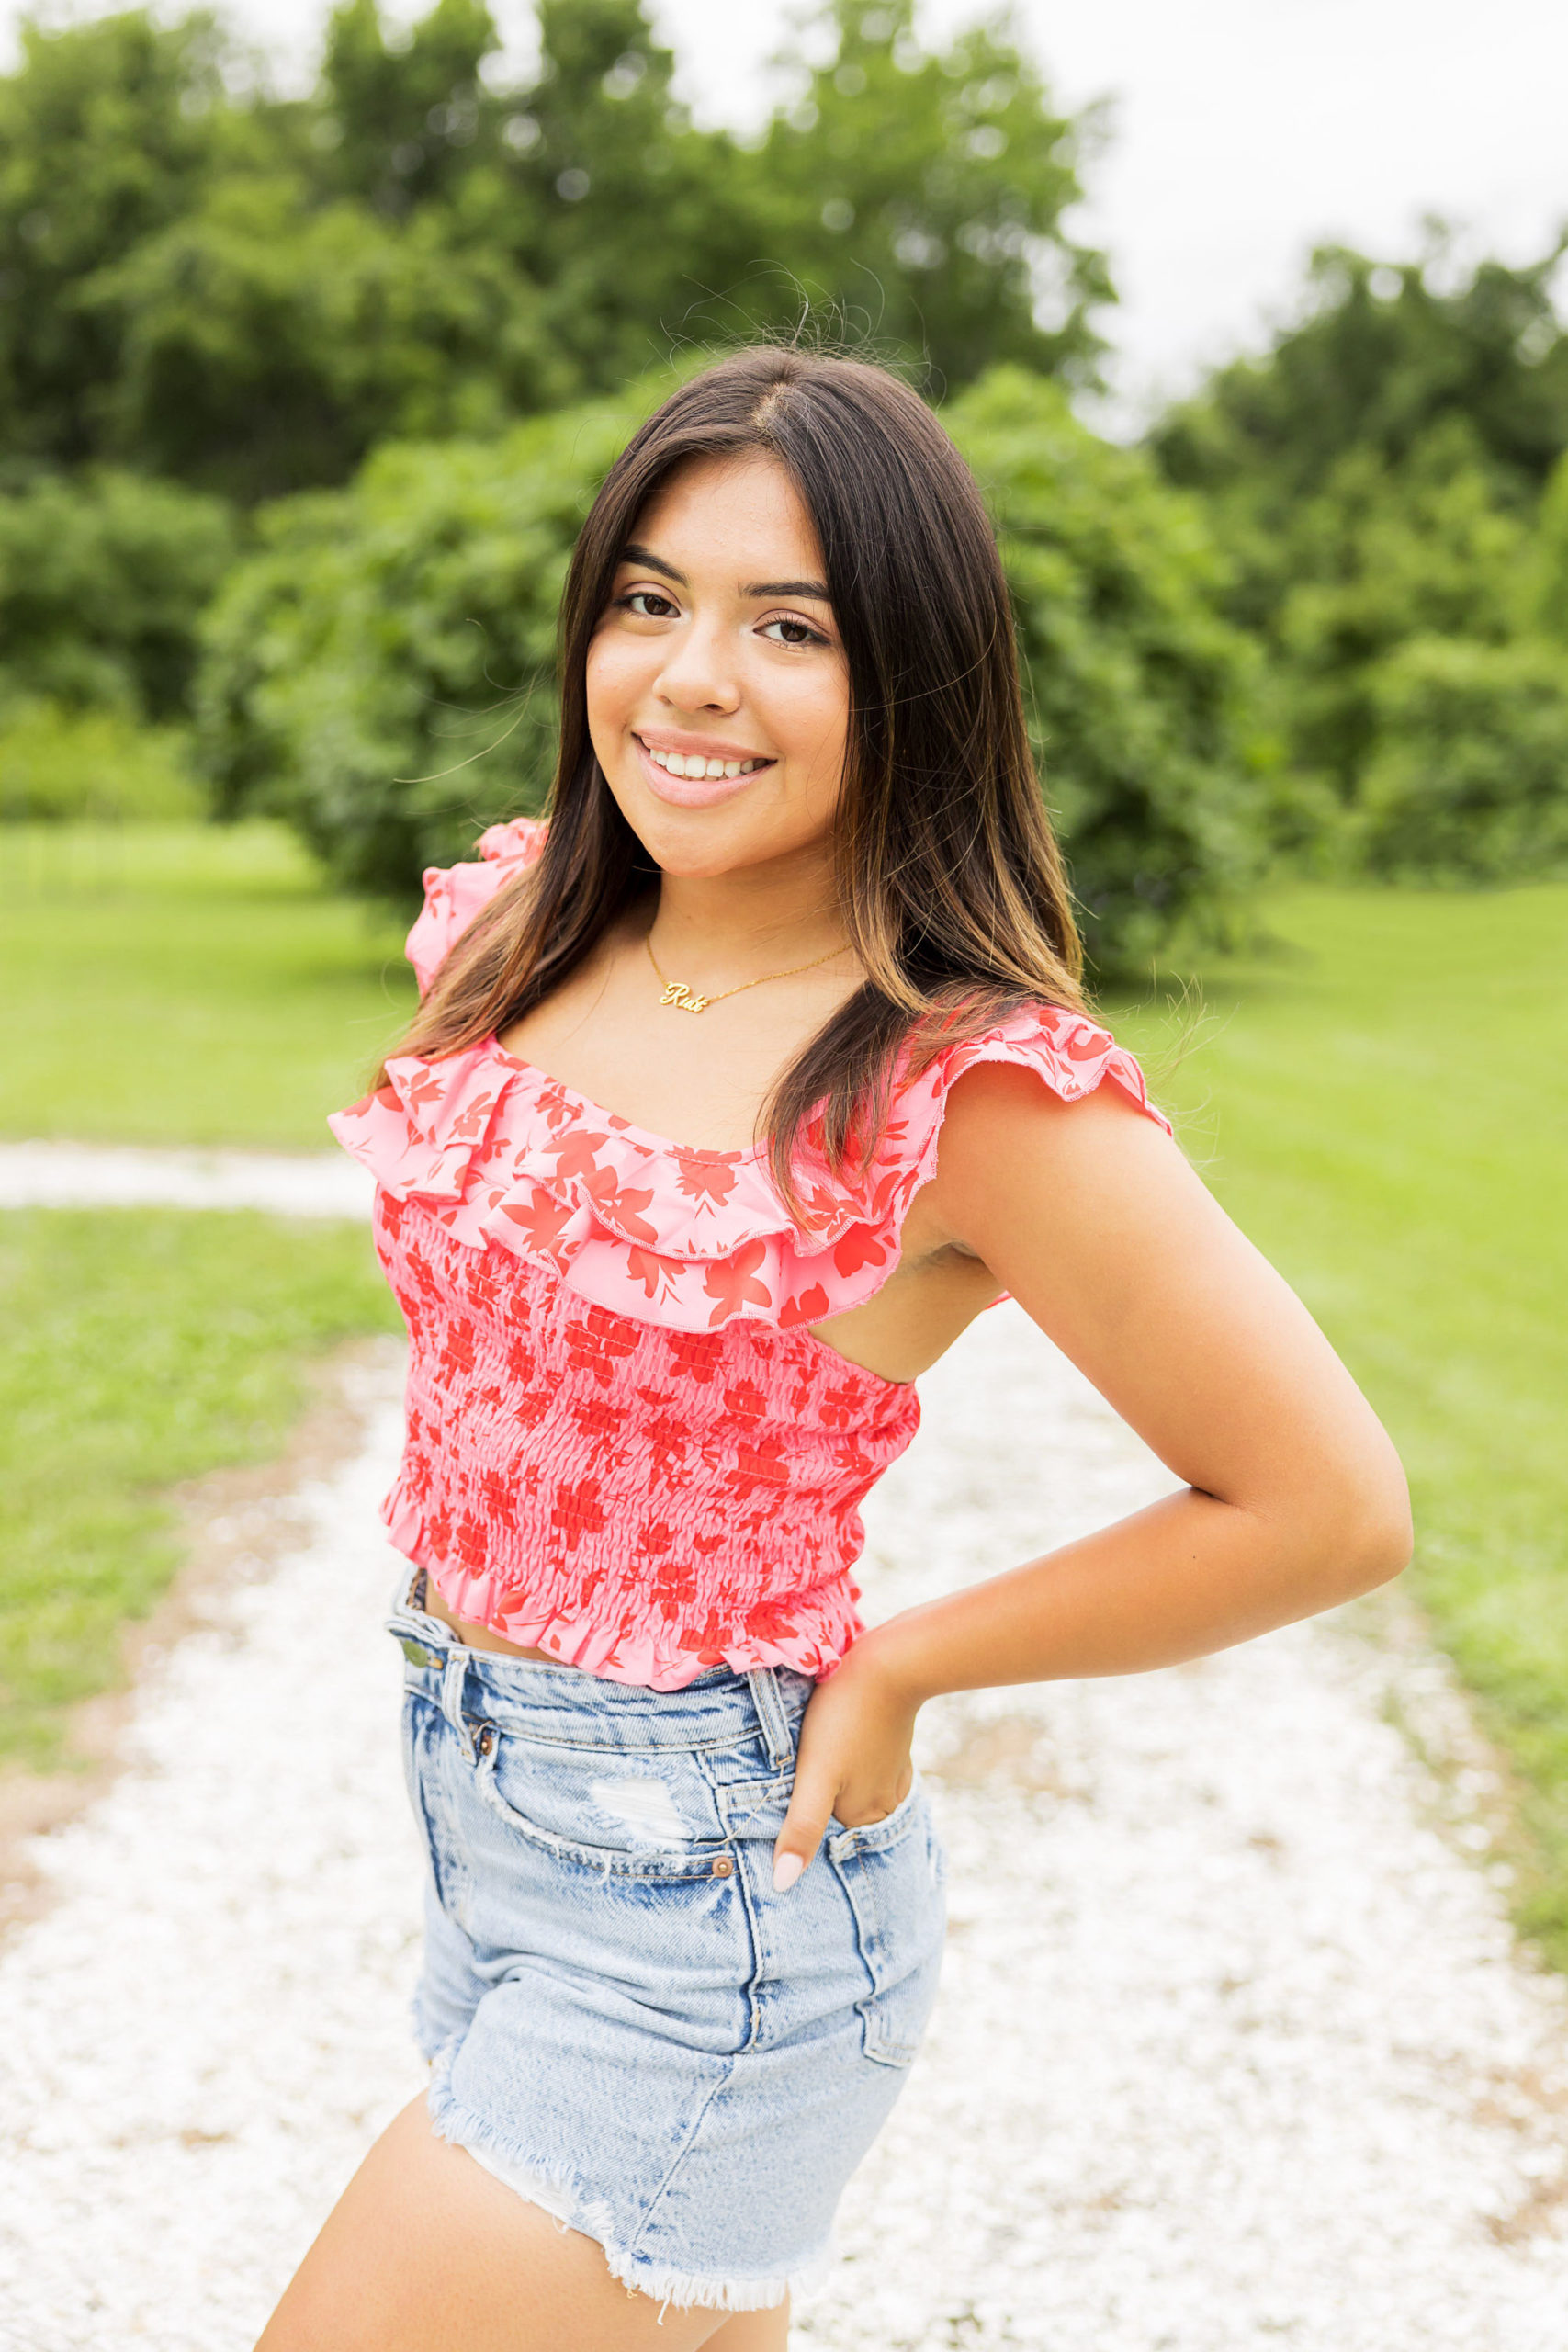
[472,1729,735,1882]
[827,1775,946,2068]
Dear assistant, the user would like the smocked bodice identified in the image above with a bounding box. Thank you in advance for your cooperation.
[370,1194,917,1683]
[330,820,1169,1689]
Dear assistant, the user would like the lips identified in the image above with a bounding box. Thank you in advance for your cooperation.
[632,733,776,810]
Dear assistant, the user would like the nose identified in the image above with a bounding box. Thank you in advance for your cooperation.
[652,612,741,717]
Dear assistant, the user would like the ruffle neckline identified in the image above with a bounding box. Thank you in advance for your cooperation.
[329,819,1170,1337]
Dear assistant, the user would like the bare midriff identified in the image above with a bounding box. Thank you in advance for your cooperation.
[421,1582,578,1668]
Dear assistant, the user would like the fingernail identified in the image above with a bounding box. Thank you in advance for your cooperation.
[773,1851,805,1893]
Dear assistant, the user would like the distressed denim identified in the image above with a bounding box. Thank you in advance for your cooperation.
[387,1571,947,2313]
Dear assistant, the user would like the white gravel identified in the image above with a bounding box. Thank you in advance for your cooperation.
[3,1304,1566,2347]
[0,1141,372,1219]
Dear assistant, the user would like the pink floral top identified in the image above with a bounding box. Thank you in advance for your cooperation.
[330,820,1169,1689]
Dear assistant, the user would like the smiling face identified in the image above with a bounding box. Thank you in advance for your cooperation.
[584,451,851,883]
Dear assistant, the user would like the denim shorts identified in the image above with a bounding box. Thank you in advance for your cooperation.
[386,1571,947,2314]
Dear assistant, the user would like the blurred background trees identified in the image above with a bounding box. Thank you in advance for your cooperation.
[3,0,1567,947]
[1152,234,1568,879]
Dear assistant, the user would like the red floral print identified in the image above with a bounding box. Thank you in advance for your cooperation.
[673,1152,741,1206]
[328,817,1170,1692]
[498,1187,577,1260]
[779,1283,830,1328]
[703,1239,773,1327]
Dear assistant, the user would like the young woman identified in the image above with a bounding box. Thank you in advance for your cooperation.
[261,347,1411,2350]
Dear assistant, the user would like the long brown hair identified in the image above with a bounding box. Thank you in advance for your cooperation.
[389,345,1086,1207]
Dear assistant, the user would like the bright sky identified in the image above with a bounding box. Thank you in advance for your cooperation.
[9,0,1567,422]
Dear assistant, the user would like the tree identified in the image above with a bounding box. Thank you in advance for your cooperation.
[318,0,501,216]
[462,0,746,393]
[1154,233,1568,525]
[949,368,1264,958]
[0,0,1110,495]
[722,0,1108,393]
[0,467,234,718]
[194,389,642,892]
[1148,237,1568,829]
[0,9,252,466]
[83,175,567,501]
[1357,638,1568,880]
[1272,420,1529,797]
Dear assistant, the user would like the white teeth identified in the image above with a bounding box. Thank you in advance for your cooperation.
[642,741,767,781]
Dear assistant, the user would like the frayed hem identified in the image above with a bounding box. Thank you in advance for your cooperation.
[427,2060,619,2243]
[602,2243,818,2316]
[426,2062,829,2315]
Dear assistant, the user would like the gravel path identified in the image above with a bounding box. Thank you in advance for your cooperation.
[0,1141,371,1219]
[3,1267,1566,2342]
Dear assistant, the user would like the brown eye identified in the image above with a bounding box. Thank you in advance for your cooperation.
[760,615,829,647]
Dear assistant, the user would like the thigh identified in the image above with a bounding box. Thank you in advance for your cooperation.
[255,2097,787,2352]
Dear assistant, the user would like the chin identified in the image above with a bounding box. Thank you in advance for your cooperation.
[613,789,800,880]
[638,829,766,882]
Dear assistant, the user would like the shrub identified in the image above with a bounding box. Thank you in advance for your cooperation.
[195,388,646,896]
[0,468,236,722]
[1357,637,1568,880]
[946,368,1267,961]
[0,698,202,822]
[197,366,1268,959]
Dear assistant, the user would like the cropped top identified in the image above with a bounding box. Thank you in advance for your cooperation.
[330,819,1169,1690]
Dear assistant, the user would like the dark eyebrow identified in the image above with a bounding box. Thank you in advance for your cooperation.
[619,542,688,586]
[741,578,832,602]
[618,544,831,605]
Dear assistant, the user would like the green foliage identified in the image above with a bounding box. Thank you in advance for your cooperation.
[84,174,564,502]
[0,701,200,821]
[194,387,648,894]
[1530,447,1568,640]
[0,465,235,718]
[456,0,734,394]
[196,366,1263,958]
[1272,420,1529,797]
[1150,238,1568,872]
[1355,638,1568,880]
[945,368,1265,960]
[711,0,1107,392]
[0,8,255,469]
[0,1206,400,1766]
[1154,235,1568,526]
[0,0,1105,503]
[319,0,500,216]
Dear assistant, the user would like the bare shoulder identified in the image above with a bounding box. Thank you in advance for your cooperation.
[919,1054,1192,1264]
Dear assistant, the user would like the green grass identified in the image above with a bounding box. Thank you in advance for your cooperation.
[0,820,416,1147]
[0,1208,403,1769]
[1113,882,1568,1962]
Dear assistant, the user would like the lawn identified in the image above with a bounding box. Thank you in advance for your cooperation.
[0,820,416,1771]
[0,1207,402,1769]
[0,820,416,1147]
[1114,882,1568,1962]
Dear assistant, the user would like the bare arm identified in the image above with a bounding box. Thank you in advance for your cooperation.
[771,1064,1412,1887]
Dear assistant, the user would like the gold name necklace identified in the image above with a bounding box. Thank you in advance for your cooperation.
[644,928,847,1015]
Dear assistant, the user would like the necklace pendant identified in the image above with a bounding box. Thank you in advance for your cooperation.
[659,979,710,1013]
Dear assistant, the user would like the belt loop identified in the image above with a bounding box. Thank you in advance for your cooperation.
[441,1650,477,1764]
[746,1667,795,1771]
